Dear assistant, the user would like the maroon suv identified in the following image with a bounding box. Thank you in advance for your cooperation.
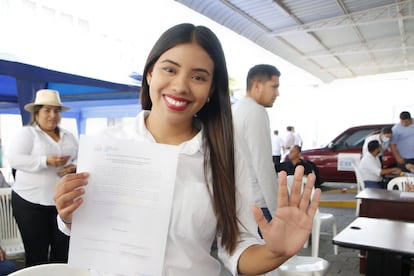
[298,124,396,186]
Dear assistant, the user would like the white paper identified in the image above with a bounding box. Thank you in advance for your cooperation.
[68,135,180,276]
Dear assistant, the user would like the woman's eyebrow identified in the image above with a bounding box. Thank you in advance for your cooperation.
[193,67,211,76]
[160,59,179,67]
[160,59,211,75]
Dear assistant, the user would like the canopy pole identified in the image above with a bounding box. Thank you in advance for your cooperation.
[16,80,45,125]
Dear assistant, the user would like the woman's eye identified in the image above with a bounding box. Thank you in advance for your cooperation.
[193,75,206,82]
[162,67,175,73]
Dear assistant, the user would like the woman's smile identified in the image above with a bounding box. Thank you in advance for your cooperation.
[147,42,213,125]
[163,94,191,111]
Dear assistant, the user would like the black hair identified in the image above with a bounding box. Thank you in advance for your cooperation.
[381,127,392,134]
[246,64,281,92]
[400,111,411,120]
[367,140,380,153]
[140,23,238,253]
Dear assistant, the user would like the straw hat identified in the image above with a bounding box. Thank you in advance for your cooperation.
[24,89,70,112]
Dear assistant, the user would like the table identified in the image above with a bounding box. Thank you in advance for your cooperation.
[333,217,414,276]
[356,188,414,273]
[357,188,414,221]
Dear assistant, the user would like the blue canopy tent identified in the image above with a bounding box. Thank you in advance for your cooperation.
[0,58,142,135]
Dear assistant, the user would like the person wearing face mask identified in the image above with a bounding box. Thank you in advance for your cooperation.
[359,140,402,189]
[362,127,393,167]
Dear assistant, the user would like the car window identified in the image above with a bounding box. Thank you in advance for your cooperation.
[334,128,378,150]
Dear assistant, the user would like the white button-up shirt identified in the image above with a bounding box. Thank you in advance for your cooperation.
[58,111,261,275]
[6,125,78,205]
[232,97,278,214]
[359,153,382,182]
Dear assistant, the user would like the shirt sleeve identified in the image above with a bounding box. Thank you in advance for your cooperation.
[243,107,278,214]
[56,215,71,236]
[6,126,48,172]
[390,125,399,145]
[366,161,382,177]
[218,146,263,275]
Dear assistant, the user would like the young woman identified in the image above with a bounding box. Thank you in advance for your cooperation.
[53,23,320,275]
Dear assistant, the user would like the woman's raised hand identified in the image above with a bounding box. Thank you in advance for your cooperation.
[253,166,321,257]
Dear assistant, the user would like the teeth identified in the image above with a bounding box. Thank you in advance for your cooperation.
[165,96,187,107]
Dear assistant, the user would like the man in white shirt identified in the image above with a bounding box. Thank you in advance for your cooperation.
[271,130,284,172]
[359,140,402,188]
[284,126,295,151]
[232,64,280,227]
[293,127,303,147]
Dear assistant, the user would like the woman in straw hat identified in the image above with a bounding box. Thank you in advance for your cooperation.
[6,89,78,267]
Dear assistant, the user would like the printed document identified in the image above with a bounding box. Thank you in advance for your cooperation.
[68,135,180,276]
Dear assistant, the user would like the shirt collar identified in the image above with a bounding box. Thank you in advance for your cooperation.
[137,111,204,155]
[34,124,64,137]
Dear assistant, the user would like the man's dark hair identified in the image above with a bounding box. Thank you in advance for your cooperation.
[367,140,380,153]
[246,64,281,91]
[400,111,411,120]
[381,127,392,134]
[291,145,302,152]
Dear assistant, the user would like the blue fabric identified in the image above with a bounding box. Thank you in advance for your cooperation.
[0,260,17,276]
[391,122,414,158]
[261,207,272,222]
[397,158,414,172]
[258,207,272,238]
[364,180,384,189]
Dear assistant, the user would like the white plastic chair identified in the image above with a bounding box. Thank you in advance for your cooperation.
[352,163,365,216]
[311,211,338,257]
[0,188,25,259]
[286,176,338,258]
[387,176,414,190]
[387,177,406,191]
[278,255,330,276]
[8,263,90,276]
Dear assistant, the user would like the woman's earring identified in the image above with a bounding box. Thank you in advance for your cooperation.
[206,97,210,103]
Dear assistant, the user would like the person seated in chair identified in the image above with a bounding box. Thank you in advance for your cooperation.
[359,140,402,189]
[279,145,313,175]
[0,246,17,276]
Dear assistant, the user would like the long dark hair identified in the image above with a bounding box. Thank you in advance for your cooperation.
[141,23,238,253]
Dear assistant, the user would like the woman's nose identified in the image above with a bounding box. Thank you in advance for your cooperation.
[172,74,189,93]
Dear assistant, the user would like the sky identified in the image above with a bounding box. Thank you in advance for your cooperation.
[1,0,414,149]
